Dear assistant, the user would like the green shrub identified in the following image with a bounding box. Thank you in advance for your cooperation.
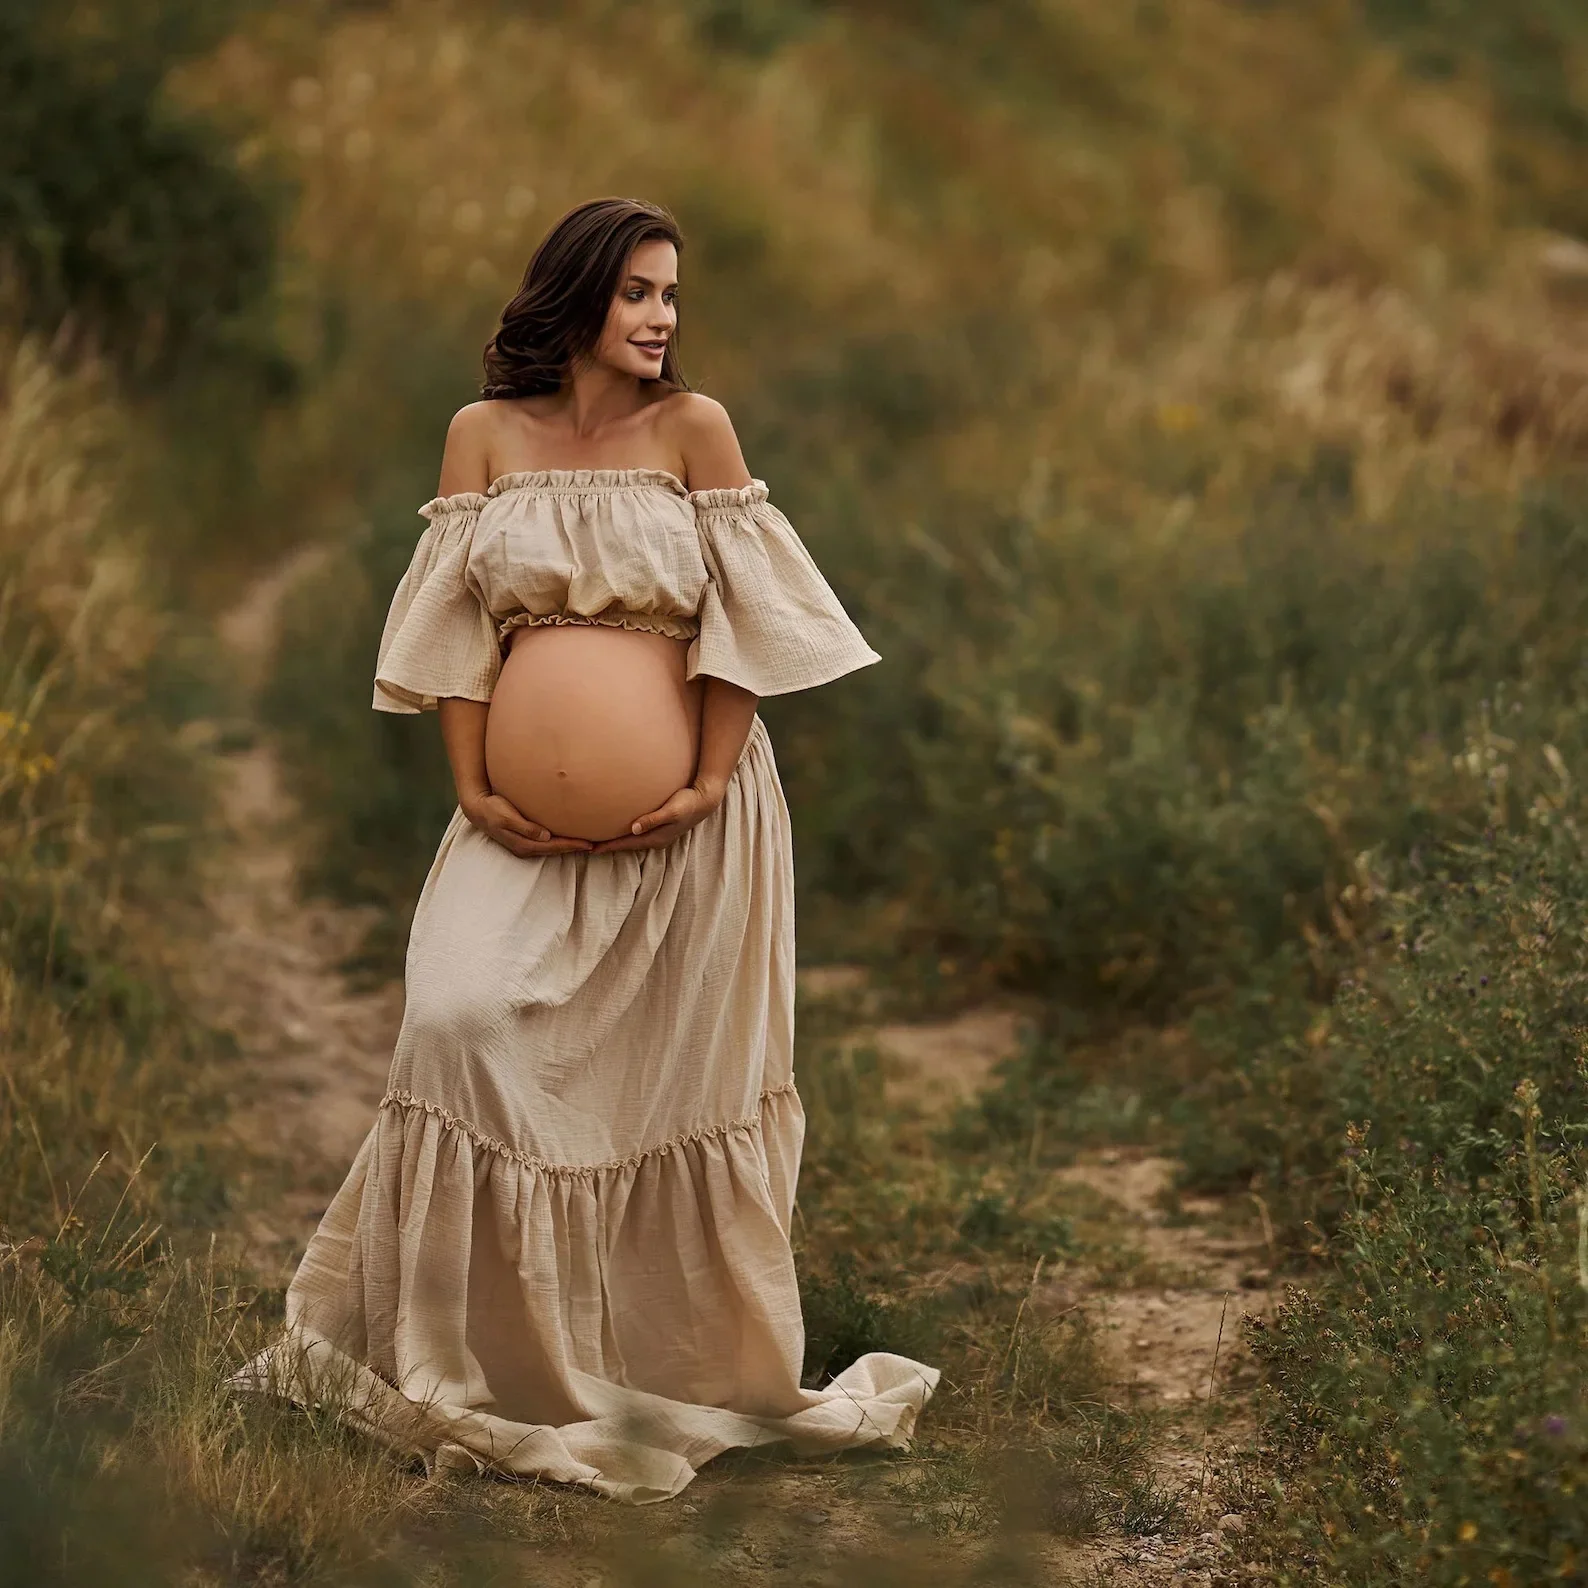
[0,1,281,382]
[1239,823,1588,1583]
[770,465,1588,1014]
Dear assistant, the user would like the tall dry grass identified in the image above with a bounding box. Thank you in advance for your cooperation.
[0,326,500,1586]
[0,331,218,1222]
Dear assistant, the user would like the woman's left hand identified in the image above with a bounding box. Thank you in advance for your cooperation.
[589,780,723,854]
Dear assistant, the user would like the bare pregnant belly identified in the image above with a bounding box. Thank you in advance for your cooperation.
[485,624,702,843]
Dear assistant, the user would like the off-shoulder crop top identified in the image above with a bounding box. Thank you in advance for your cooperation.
[372,469,880,713]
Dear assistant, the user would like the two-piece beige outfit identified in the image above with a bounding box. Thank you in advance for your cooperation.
[233,469,939,1503]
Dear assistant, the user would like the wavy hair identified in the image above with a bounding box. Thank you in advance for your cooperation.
[481,197,688,399]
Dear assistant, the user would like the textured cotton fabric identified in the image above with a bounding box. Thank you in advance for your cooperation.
[372,468,880,713]
[234,470,935,1502]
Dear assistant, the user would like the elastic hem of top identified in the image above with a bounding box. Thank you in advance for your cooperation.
[417,472,772,515]
[687,480,770,510]
[417,493,488,520]
[486,468,689,499]
[379,1080,799,1179]
[497,609,700,643]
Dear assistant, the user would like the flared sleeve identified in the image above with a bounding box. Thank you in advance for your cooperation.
[686,482,880,697]
[373,494,502,713]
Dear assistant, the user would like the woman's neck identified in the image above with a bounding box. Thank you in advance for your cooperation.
[554,362,649,438]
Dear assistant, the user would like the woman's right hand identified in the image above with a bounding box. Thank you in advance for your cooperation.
[461,792,592,857]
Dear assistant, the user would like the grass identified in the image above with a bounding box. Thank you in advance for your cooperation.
[791,988,1166,1547]
[1223,824,1588,1583]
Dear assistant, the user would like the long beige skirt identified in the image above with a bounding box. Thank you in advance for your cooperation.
[232,716,939,1502]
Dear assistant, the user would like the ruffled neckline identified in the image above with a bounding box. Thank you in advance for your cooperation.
[420,471,770,518]
[489,467,688,499]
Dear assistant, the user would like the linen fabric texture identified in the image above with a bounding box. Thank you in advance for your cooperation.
[371,468,881,711]
[232,470,937,1503]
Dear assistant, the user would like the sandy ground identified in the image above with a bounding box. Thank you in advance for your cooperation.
[188,567,1272,1585]
[196,550,404,1270]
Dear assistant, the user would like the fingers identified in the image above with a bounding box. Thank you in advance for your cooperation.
[464,795,546,845]
[589,823,684,854]
[491,801,553,844]
[493,828,590,858]
[481,800,703,857]
[629,789,698,836]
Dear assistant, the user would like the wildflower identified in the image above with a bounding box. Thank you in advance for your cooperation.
[1544,1414,1567,1437]
[1458,1521,1479,1542]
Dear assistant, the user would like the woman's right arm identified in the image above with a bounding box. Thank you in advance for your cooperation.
[433,406,591,857]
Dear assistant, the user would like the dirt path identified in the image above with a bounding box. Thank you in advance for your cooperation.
[870,1019,1271,1586]
[192,566,1271,1585]
[197,552,403,1271]
[1050,1154,1269,1585]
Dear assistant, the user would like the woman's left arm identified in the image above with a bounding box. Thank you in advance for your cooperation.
[588,395,758,855]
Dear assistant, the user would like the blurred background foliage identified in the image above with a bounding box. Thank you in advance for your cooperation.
[0,0,281,380]
[3,0,1588,1582]
[212,0,1588,1010]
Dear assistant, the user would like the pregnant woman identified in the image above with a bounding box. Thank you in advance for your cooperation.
[234,197,938,1502]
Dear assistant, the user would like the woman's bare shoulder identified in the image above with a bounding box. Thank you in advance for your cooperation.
[657,392,752,492]
[437,401,496,496]
[656,389,733,433]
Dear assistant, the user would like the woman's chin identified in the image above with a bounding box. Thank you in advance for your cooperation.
[617,353,666,382]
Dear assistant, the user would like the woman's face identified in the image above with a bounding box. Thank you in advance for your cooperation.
[591,238,678,381]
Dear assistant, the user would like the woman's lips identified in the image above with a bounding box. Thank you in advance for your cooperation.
[631,342,666,356]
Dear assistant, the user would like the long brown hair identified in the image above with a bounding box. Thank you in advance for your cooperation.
[481,197,688,399]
